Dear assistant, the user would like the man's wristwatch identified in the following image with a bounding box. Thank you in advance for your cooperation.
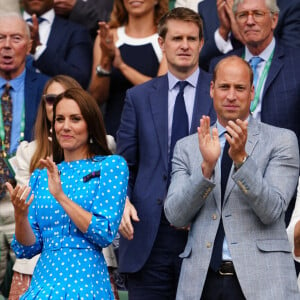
[234,155,248,171]
[96,65,111,77]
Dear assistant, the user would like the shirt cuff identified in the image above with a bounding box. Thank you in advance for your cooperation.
[214,29,233,54]
[33,44,46,60]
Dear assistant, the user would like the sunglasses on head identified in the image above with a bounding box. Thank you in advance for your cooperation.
[42,94,57,105]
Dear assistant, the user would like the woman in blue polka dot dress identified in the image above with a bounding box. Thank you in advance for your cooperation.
[7,88,128,299]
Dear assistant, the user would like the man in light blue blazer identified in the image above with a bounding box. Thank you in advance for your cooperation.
[117,8,216,299]
[209,0,300,232]
[165,56,300,299]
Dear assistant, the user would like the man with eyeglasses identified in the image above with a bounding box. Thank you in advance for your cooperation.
[210,0,300,227]
[197,0,300,71]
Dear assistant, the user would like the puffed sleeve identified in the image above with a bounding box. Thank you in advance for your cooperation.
[83,155,128,248]
[11,169,44,258]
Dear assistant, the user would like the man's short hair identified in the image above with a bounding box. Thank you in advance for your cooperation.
[213,55,254,85]
[232,0,280,14]
[158,7,203,40]
[0,12,31,39]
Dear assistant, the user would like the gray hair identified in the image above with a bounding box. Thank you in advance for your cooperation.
[232,0,280,14]
[0,12,31,39]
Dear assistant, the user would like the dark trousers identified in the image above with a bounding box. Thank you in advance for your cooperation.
[126,212,188,300]
[201,268,246,300]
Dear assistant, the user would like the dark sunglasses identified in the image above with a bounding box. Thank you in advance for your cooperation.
[42,94,57,105]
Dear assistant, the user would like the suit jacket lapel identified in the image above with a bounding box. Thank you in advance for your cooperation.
[262,44,284,98]
[223,117,259,205]
[47,16,62,51]
[149,75,169,172]
[190,71,212,133]
[24,69,38,141]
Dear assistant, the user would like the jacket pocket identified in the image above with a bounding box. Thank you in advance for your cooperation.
[256,239,291,253]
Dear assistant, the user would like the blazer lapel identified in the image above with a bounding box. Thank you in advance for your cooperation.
[190,71,212,133]
[47,16,63,51]
[24,69,38,140]
[223,117,259,205]
[262,44,284,98]
[149,75,169,172]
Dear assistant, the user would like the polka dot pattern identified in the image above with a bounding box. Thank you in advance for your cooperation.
[11,155,128,299]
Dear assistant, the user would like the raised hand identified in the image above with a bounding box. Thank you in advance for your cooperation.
[198,115,221,179]
[6,183,34,219]
[40,156,64,200]
[225,119,248,164]
[28,14,41,55]
[98,21,115,60]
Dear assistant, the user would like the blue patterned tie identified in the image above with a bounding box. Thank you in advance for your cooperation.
[0,83,13,198]
[210,140,232,271]
[249,56,263,90]
[168,81,189,184]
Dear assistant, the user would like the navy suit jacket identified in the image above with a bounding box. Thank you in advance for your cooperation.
[32,16,92,89]
[116,71,216,272]
[198,0,300,71]
[24,67,49,141]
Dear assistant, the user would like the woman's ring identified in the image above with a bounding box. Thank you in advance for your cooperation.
[105,38,112,43]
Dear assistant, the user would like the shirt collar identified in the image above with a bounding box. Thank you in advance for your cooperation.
[23,8,55,24]
[168,68,200,90]
[0,69,26,91]
[216,116,250,138]
[216,120,227,138]
[245,37,276,62]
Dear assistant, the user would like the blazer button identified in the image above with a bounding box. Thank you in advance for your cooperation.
[157,199,163,205]
[163,175,167,181]
[206,242,212,248]
[212,214,217,220]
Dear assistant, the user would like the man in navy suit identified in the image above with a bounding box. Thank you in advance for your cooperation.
[0,13,48,294]
[198,0,300,71]
[22,0,92,89]
[117,8,216,299]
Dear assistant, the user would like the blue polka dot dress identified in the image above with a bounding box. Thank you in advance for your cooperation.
[11,155,128,299]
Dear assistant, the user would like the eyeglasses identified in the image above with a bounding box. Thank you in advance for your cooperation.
[42,94,57,105]
[236,10,270,23]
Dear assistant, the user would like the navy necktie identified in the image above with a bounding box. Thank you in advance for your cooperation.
[210,140,232,271]
[168,81,189,184]
[26,17,45,24]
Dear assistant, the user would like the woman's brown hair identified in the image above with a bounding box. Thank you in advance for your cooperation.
[109,0,169,28]
[52,88,111,164]
[29,75,82,173]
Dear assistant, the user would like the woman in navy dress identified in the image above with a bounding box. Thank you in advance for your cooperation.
[7,88,128,299]
[89,0,169,137]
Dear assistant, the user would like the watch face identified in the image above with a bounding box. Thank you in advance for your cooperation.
[96,65,111,76]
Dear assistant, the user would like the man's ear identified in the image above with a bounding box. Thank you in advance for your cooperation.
[210,81,215,99]
[27,39,33,54]
[158,36,165,51]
